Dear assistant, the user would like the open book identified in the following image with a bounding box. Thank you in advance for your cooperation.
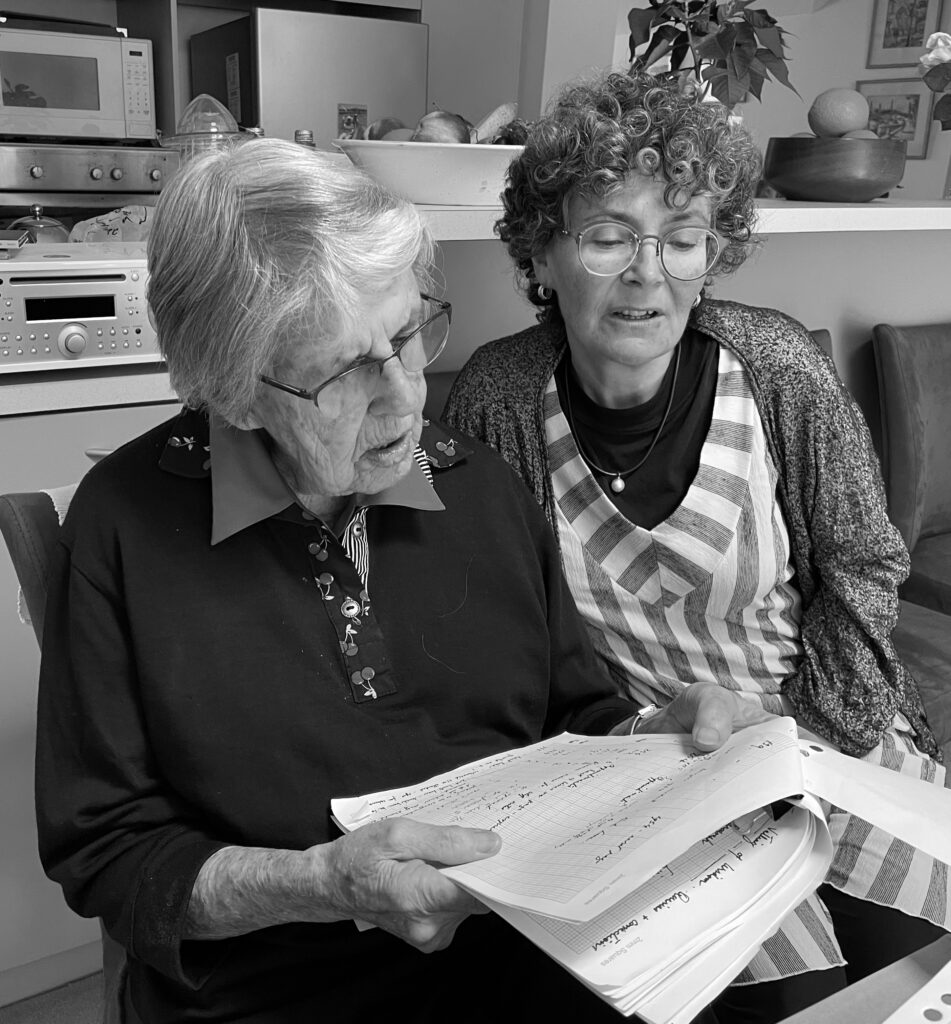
[331,719,951,1024]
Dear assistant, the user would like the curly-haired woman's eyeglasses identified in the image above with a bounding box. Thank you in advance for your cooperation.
[560,223,721,280]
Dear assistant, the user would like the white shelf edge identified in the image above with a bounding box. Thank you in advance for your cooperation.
[755,198,951,233]
[420,199,951,240]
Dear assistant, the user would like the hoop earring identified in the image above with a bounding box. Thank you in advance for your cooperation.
[692,292,702,308]
[537,285,552,301]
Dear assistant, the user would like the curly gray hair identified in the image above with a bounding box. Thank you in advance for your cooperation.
[147,138,434,424]
[498,70,763,314]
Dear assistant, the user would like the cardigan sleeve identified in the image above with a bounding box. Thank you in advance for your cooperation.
[758,325,936,757]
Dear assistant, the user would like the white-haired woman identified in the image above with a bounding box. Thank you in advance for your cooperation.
[34,139,750,1024]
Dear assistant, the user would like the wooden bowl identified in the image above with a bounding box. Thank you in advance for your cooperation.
[763,137,907,202]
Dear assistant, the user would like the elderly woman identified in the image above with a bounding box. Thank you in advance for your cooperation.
[33,139,752,1024]
[444,70,948,1022]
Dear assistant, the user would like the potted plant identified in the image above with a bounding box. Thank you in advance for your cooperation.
[627,0,796,109]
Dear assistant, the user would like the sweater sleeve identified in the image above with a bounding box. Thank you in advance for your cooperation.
[35,525,228,989]
[768,334,933,756]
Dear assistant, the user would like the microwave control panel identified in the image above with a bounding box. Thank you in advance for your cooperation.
[0,243,162,373]
[121,37,155,139]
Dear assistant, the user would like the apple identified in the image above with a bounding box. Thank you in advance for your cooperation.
[410,110,474,143]
[367,116,406,140]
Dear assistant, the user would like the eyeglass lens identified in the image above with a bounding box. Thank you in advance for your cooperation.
[577,224,719,280]
[315,300,449,410]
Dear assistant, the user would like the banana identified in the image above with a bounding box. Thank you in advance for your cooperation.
[473,101,518,144]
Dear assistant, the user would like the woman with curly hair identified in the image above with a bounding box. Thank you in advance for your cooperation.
[444,69,947,1023]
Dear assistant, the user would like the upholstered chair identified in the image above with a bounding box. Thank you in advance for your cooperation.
[872,322,951,614]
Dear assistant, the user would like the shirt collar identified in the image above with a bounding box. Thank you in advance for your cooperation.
[159,409,444,544]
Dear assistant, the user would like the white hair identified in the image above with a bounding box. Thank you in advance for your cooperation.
[147,138,434,422]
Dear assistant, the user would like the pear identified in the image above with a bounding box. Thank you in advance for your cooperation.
[367,116,406,141]
[410,110,474,143]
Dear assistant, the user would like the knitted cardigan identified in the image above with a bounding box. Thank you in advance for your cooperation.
[443,298,938,759]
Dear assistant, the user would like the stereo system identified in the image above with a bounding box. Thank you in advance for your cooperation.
[0,242,161,373]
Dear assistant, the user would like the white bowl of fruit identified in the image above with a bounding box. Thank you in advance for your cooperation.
[336,104,526,206]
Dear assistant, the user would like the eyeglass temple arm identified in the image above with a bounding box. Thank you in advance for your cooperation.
[259,375,313,399]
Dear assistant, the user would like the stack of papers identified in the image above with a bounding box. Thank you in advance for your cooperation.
[332,719,951,1023]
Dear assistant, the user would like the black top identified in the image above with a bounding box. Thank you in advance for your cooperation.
[35,409,632,1023]
[555,327,718,529]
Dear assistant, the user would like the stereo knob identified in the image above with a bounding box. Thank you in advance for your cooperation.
[58,324,87,357]
[110,167,124,181]
[90,167,104,181]
[29,165,44,179]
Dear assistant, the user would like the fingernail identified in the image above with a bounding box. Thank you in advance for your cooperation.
[695,727,719,746]
[476,832,501,855]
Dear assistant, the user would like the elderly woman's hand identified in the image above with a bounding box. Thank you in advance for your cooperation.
[186,818,501,947]
[622,683,778,752]
[313,818,500,952]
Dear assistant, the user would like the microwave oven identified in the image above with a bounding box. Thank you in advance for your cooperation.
[0,27,155,142]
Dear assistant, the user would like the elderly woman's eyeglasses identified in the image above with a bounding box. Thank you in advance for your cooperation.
[560,223,721,281]
[259,294,451,413]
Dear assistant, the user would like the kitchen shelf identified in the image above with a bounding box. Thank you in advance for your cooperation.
[420,198,951,241]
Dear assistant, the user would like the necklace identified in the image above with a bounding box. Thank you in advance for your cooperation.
[562,343,681,495]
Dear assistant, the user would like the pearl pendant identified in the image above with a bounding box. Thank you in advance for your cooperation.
[610,475,626,494]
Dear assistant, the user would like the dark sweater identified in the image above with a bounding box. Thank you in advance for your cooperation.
[443,299,938,760]
[35,410,631,1023]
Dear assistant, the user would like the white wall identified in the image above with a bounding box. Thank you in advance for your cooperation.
[421,0,524,124]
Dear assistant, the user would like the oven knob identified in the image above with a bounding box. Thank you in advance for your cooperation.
[29,165,44,179]
[90,167,104,181]
[58,324,87,357]
[149,169,162,182]
[110,168,124,181]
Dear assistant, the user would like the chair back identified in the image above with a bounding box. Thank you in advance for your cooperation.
[0,491,59,646]
[0,488,130,1024]
[872,322,951,551]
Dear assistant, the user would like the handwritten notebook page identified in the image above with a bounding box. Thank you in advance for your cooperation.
[332,719,809,920]
[484,798,831,1023]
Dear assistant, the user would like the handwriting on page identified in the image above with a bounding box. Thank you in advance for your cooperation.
[335,723,803,918]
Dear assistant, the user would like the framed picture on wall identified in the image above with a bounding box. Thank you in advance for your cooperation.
[867,0,944,67]
[857,77,935,157]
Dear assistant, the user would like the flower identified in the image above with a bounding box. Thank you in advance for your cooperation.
[627,0,797,110]
[919,31,951,131]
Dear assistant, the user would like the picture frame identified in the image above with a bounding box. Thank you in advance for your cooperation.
[856,77,935,158]
[867,0,944,67]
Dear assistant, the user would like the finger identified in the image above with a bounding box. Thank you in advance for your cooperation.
[678,684,738,750]
[380,819,502,867]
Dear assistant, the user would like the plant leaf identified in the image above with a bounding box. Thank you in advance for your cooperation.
[671,35,693,72]
[640,23,685,69]
[749,21,785,59]
[628,7,663,49]
[924,63,951,93]
[695,22,737,61]
[935,92,951,131]
[757,48,799,95]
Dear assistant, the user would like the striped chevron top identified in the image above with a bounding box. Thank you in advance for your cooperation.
[544,344,949,981]
[546,346,802,714]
